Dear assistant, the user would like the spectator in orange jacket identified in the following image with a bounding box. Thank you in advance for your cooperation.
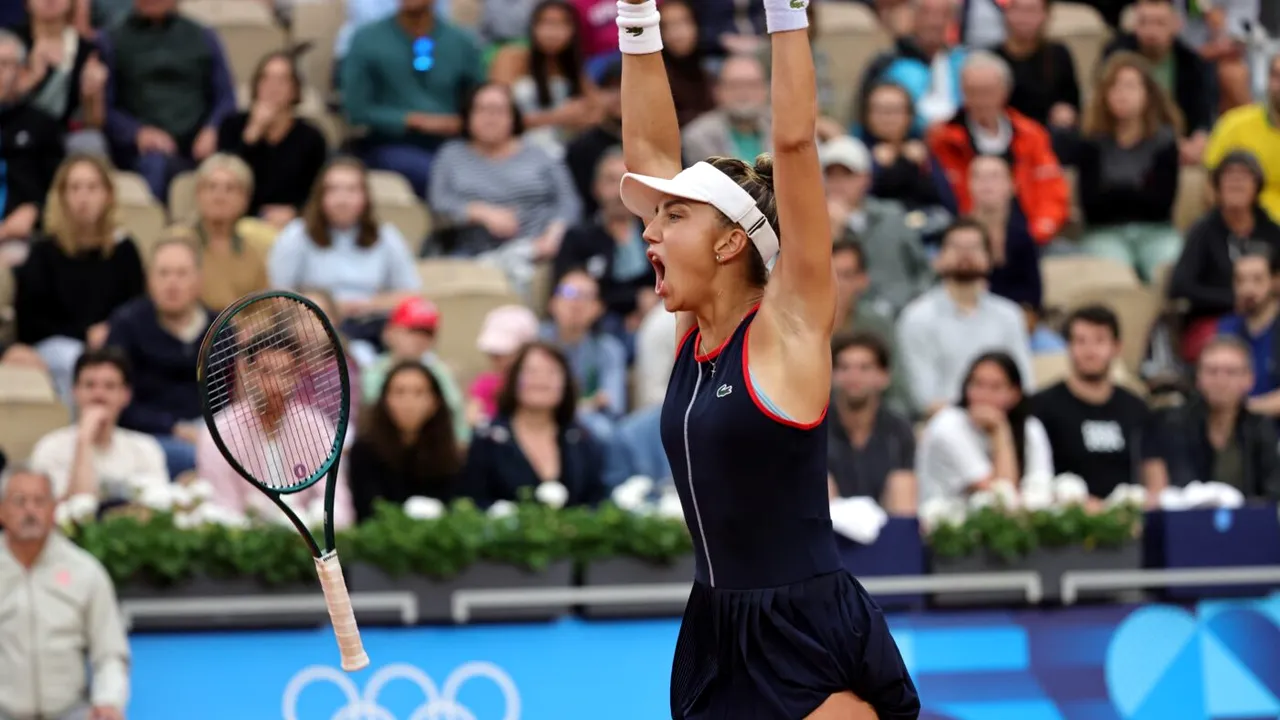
[927,51,1070,246]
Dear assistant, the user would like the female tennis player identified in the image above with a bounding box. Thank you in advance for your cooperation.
[614,1,920,718]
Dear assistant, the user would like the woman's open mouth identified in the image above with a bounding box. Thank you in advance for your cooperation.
[648,251,667,296]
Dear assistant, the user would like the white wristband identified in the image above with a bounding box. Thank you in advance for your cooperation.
[764,0,810,34]
[616,0,663,55]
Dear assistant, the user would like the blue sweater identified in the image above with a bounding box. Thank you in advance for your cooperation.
[105,298,214,435]
[987,203,1043,311]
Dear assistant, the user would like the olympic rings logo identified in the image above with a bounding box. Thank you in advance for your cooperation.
[282,662,521,720]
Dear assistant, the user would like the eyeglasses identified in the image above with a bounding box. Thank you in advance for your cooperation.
[413,36,435,73]
[556,285,596,301]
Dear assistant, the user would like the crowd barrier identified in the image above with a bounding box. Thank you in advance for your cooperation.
[126,593,1280,720]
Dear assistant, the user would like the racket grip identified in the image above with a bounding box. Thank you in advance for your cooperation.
[315,551,370,672]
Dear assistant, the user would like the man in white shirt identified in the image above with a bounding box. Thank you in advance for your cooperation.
[30,348,169,502]
[897,219,1034,417]
[0,466,131,720]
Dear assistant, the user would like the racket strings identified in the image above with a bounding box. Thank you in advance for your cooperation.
[203,296,344,492]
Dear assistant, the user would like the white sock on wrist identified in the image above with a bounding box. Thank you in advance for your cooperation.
[763,0,810,34]
[616,1,663,55]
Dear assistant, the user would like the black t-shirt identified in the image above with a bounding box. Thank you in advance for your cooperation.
[828,406,916,501]
[1030,381,1160,498]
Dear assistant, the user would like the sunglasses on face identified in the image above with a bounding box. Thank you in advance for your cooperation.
[413,36,435,72]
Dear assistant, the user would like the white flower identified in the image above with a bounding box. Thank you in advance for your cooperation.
[1021,481,1055,511]
[611,475,655,511]
[187,479,215,502]
[990,479,1021,509]
[488,499,517,519]
[1052,473,1090,506]
[918,497,966,531]
[136,484,173,512]
[1106,483,1146,508]
[535,481,569,509]
[55,493,99,527]
[168,483,194,511]
[198,504,250,529]
[968,490,998,511]
[403,496,445,520]
[174,511,200,530]
[655,488,684,520]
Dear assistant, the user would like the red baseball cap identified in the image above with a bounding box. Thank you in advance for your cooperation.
[388,297,440,332]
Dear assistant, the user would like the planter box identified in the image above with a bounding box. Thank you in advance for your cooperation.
[1145,507,1280,600]
[580,555,696,618]
[837,518,927,610]
[118,573,321,631]
[347,560,576,623]
[931,543,1141,606]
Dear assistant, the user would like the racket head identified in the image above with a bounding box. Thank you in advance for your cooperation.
[197,290,351,496]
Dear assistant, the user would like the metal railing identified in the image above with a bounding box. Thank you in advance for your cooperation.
[1060,565,1280,605]
[119,591,418,630]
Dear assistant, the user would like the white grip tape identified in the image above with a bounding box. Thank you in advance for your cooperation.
[616,0,663,55]
[764,0,810,34]
[316,551,370,672]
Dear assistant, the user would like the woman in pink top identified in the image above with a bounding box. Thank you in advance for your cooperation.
[197,333,355,528]
[465,305,540,425]
[573,0,619,63]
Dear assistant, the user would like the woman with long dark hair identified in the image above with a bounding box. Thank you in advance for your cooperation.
[460,341,606,508]
[617,0,917,714]
[489,0,599,148]
[349,361,462,522]
[658,0,714,126]
[916,351,1054,505]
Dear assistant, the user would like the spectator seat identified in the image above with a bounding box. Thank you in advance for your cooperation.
[0,266,14,344]
[368,171,432,253]
[112,172,168,258]
[426,289,524,385]
[1046,2,1112,105]
[168,171,199,224]
[1174,165,1211,233]
[417,258,511,295]
[816,2,891,127]
[1032,352,1147,396]
[0,366,71,463]
[451,0,482,28]
[290,0,347,96]
[1041,255,1139,311]
[181,0,288,88]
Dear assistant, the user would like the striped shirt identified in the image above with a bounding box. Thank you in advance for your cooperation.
[429,140,581,240]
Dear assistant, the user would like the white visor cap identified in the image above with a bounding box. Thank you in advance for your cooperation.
[619,161,780,270]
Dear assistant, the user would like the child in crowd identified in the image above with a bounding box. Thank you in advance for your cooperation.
[466,305,541,426]
[362,297,469,444]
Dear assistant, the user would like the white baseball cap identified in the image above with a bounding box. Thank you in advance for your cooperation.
[819,136,871,174]
[619,161,780,269]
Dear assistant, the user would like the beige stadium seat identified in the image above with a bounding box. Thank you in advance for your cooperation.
[1174,166,1210,233]
[1046,2,1112,104]
[0,366,70,462]
[1063,285,1163,373]
[450,0,481,28]
[427,290,524,385]
[418,258,510,295]
[290,0,346,96]
[169,171,199,225]
[816,2,892,127]
[181,0,287,88]
[0,266,14,344]
[1031,353,1071,389]
[1041,255,1140,311]
[369,171,431,252]
[113,172,167,257]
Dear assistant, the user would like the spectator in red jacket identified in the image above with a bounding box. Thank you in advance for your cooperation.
[927,50,1070,246]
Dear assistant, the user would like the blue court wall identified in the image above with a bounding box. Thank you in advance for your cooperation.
[128,594,1280,720]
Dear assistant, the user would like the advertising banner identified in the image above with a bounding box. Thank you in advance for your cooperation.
[128,594,1280,719]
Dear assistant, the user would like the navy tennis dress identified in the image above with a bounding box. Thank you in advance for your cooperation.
[661,307,920,719]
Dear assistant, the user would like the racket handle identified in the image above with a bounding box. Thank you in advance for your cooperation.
[315,551,370,672]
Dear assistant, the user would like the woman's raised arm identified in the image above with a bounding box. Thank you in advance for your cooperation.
[764,2,834,332]
[618,0,683,180]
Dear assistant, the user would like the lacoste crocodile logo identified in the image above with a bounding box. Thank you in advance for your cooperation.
[716,384,733,398]
[625,26,644,36]
[790,0,806,8]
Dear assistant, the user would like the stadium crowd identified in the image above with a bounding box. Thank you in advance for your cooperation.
[1,0,1280,714]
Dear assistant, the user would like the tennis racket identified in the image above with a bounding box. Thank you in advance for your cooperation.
[196,290,369,672]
